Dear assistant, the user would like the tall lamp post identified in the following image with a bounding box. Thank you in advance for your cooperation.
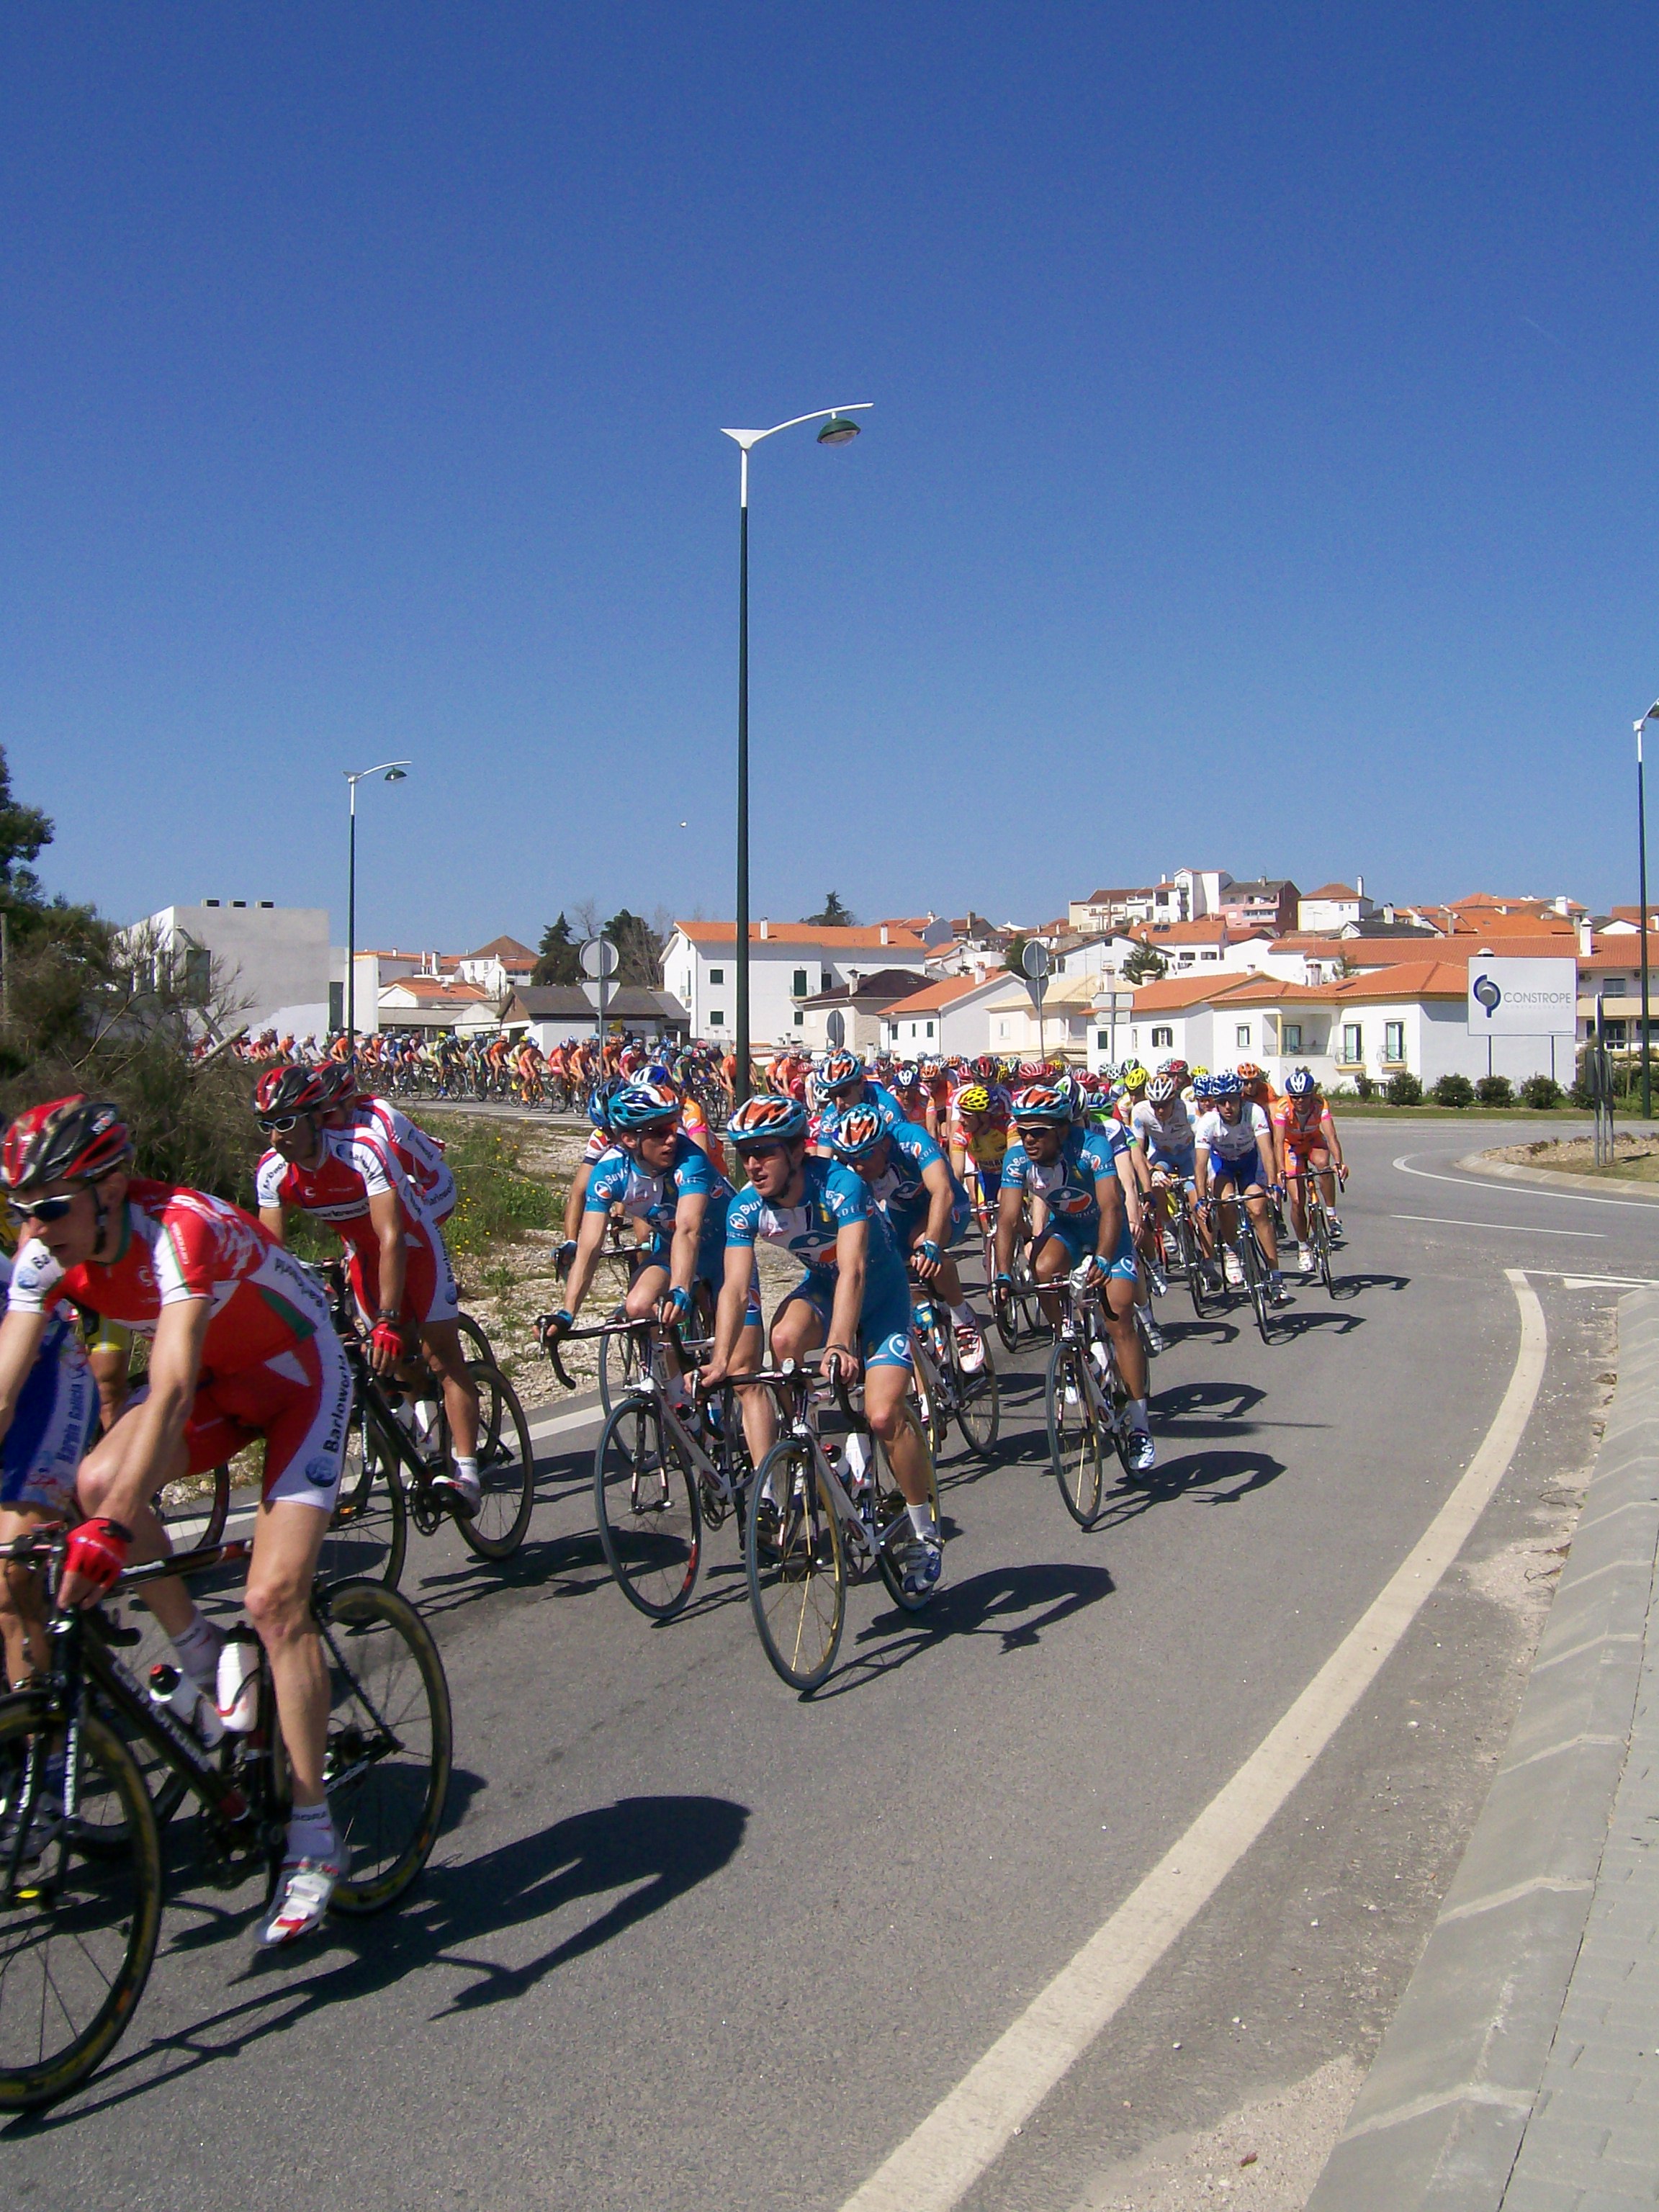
[719,403,871,1102]
[1638,707,1658,1120]
[344,760,410,1058]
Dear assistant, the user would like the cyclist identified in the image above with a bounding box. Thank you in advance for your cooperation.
[0,1095,352,1945]
[252,1066,482,1515]
[995,1083,1154,1475]
[1193,1071,1289,1303]
[703,1093,943,1599]
[1274,1069,1346,1269]
[1130,1069,1211,1273]
[812,1047,905,1154]
[828,1105,986,1373]
[948,1078,1012,1216]
[318,1064,457,1227]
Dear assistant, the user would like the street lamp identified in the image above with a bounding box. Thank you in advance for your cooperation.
[344,760,410,1058]
[719,403,871,1101]
[1637,706,1658,1119]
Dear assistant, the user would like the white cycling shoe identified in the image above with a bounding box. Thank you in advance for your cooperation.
[261,1855,341,1947]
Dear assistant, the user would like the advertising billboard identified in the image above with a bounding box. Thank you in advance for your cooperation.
[1466,957,1577,1038]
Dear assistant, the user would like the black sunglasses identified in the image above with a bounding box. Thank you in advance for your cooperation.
[734,1140,788,1162]
[8,1194,77,1226]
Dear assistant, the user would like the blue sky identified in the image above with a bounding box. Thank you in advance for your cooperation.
[1,4,1655,948]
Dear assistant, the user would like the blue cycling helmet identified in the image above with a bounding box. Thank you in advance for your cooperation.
[829,1104,887,1161]
[1210,1071,1244,1100]
[643,1060,675,1087]
[817,1048,864,1095]
[610,1080,681,1131]
[728,1093,811,1146]
[894,1062,920,1090]
[1191,1074,1215,1102]
[1012,1082,1071,1125]
[1286,1067,1318,1100]
[588,1074,623,1131]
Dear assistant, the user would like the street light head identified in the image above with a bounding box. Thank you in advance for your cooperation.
[817,415,862,446]
[1645,702,1659,723]
[383,768,407,784]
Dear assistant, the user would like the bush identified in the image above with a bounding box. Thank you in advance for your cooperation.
[421,1115,564,1257]
[1475,1074,1514,1107]
[1384,1071,1423,1106]
[1353,1071,1375,1101]
[1431,1073,1475,1108]
[1519,1074,1565,1110]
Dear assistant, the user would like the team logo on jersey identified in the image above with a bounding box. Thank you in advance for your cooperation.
[305,1455,338,1489]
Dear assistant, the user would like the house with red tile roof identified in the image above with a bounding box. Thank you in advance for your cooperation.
[662,920,930,1046]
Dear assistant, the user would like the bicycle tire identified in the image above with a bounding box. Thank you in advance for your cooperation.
[1046,1340,1105,1527]
[992,1285,1021,1355]
[746,1441,845,1691]
[1240,1226,1274,1345]
[446,1362,535,1560]
[153,1461,232,1552]
[0,1694,163,2112]
[598,1308,642,1416]
[456,1311,495,1369]
[594,1396,701,1619]
[873,1421,942,1612]
[315,1580,451,1915]
[320,1434,408,1591]
[953,1352,1001,1459]
[910,1336,950,1460]
[1313,1208,1336,1297]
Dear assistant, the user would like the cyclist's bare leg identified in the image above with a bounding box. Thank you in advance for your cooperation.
[0,1503,61,1685]
[624,1260,686,1382]
[1286,1168,1310,1244]
[75,1419,195,1641]
[243,1497,331,1807]
[1103,1276,1148,1401]
[1244,1185,1280,1269]
[865,1363,932,1507]
[419,1318,480,1461]
[1031,1231,1071,1326]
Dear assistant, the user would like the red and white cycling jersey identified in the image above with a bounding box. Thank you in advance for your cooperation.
[351,1097,456,1223]
[6,1178,332,1374]
[256,1128,427,1264]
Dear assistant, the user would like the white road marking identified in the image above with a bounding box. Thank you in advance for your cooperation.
[837,1269,1548,2212]
[1393,1154,1659,1210]
[528,1401,603,1447]
[1390,1211,1604,1239]
[1552,1273,1659,1290]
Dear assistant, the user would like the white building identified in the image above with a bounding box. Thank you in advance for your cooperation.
[1297,881,1375,933]
[878,971,1008,1058]
[661,921,930,1046]
[122,901,333,1033]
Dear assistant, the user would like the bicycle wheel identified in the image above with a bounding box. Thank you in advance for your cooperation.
[319,1434,408,1591]
[745,1441,845,1690]
[1240,1228,1274,1345]
[595,1397,701,1618]
[953,1350,1001,1459]
[992,1283,1021,1355]
[1179,1216,1210,1318]
[873,1421,942,1613]
[1313,1208,1336,1297]
[446,1362,536,1560]
[153,1462,232,1551]
[0,1694,163,2112]
[598,1311,643,1416]
[1046,1341,1105,1527]
[314,1581,451,1916]
[456,1311,495,1368]
[910,1339,950,1460]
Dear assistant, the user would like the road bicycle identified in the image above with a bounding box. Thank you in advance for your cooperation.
[737,1354,941,1693]
[989,1197,1046,1354]
[0,1527,451,2111]
[543,1316,755,1621]
[1136,1171,1211,1320]
[1285,1163,1346,1300]
[1202,1182,1282,1346]
[1044,1267,1146,1527]
[909,1276,999,1461]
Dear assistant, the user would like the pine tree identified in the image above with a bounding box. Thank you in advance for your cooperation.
[533,913,581,986]
[802,891,855,927]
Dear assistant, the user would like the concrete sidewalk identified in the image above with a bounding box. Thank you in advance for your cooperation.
[1308,1289,1659,2211]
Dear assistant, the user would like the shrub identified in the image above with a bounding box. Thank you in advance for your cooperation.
[1353,1071,1375,1101]
[1385,1071,1423,1106]
[1475,1074,1514,1107]
[1431,1073,1475,1108]
[421,1115,565,1257]
[1519,1074,1565,1110]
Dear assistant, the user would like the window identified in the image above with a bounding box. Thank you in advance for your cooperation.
[1604,977,1627,997]
[793,1010,804,1026]
[1606,1019,1629,1047]
[1282,1023,1302,1052]
[709,967,724,986]
[184,947,212,1002]
[1151,1025,1173,1048]
[1341,1022,1362,1064]
[710,1010,724,1029]
[997,1020,1009,1039]
[793,968,809,997]
[1097,1031,1110,1051]
[1384,1020,1405,1062]
[925,1021,935,1039]
[1235,1025,1250,1048]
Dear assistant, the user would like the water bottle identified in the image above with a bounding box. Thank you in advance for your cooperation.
[215,1627,261,1734]
[148,1661,225,1748]
[837,1430,871,1503]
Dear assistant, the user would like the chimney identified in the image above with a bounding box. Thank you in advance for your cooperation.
[879,925,889,945]
[759,918,769,941]
[1356,873,1364,899]
[1578,917,1594,956]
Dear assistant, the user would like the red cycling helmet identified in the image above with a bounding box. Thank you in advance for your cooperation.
[253,1065,333,1123]
[1,1096,132,1192]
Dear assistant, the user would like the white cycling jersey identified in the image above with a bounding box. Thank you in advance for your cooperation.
[1194,1102,1272,1164]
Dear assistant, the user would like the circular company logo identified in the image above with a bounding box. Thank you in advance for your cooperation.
[1473,974,1503,1017]
[304,1454,338,1489]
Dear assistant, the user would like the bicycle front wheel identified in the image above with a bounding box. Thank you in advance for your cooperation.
[154,1461,232,1551]
[953,1350,1001,1459]
[746,1442,845,1690]
[317,1581,452,1916]
[1241,1230,1274,1344]
[0,1695,163,2112]
[449,1362,536,1560]
[595,1397,701,1618]
[598,1309,643,1416]
[1046,1341,1105,1527]
[319,1435,408,1591]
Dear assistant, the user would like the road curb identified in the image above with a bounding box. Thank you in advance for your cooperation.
[1305,1288,1659,2211]
[1457,1150,1659,1202]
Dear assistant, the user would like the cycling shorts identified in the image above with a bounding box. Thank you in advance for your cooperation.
[176,1330,354,1512]
[1035,1214,1138,1282]
[1208,1146,1265,1193]
[349,1226,461,1333]
[1147,1145,1197,1182]
[964,1156,1002,1200]
[1280,1137,1330,1173]
[0,1322,96,1518]
[777,1268,914,1372]
[886,1193,971,1255]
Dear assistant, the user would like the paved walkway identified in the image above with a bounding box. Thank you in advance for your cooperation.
[1309,1290,1659,2211]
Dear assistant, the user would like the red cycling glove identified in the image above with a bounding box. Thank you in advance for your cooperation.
[369,1318,408,1362]
[63,1517,132,1596]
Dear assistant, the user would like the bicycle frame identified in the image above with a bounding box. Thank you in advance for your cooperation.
[1052,1282,1130,1439]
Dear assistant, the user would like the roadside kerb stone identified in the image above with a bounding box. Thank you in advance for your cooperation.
[1306,1289,1659,2211]
[1458,1154,1659,1205]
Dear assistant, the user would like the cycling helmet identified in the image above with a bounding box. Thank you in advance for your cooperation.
[1164,1058,1190,1084]
[2,1096,132,1192]
[1190,1074,1213,1102]
[642,1060,677,1087]
[829,1104,887,1161]
[588,1075,624,1131]
[917,1056,942,1079]
[1120,1064,1149,1091]
[728,1094,810,1145]
[1236,1061,1265,1084]
[1146,1073,1179,1106]
[609,1080,682,1131]
[1011,1083,1071,1125]
[253,1065,332,1122]
[973,1056,996,1082]
[956,1084,992,1115]
[312,1061,359,1110]
[1190,1064,1209,1081]
[817,1048,864,1095]
[1286,1067,1318,1099]
[1210,1071,1244,1100]
[894,1062,920,1091]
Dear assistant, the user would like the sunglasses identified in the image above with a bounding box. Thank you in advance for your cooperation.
[8,1194,77,1226]
[258,1113,310,1136]
[734,1141,787,1163]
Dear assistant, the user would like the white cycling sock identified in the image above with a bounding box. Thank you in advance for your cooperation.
[907,1501,938,1542]
[950,1303,976,1328]
[286,1799,338,1865]
[1127,1398,1148,1431]
[171,1610,222,1688]
[454,1455,479,1483]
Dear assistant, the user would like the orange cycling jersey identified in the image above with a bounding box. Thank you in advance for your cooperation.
[1272,1098,1334,1154]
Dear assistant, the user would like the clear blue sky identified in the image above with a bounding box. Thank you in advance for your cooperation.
[1,4,1654,948]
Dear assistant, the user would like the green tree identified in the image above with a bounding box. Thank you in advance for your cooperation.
[1003,933,1030,976]
[1122,941,1169,985]
[0,745,54,915]
[603,909,664,989]
[533,912,581,986]
[802,891,855,927]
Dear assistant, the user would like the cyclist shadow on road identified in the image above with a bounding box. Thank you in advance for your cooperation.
[806,1560,1115,1701]
[1151,1378,1267,1436]
[1092,1445,1286,1532]
[1325,1270,1411,1300]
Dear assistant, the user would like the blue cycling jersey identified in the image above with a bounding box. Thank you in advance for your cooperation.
[999,1123,1127,1236]
[725,1154,909,1297]
[860,1116,969,1220]
[585,1133,732,1241]
[814,1079,906,1151]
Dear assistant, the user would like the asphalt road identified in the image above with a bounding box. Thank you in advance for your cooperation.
[6,1117,1649,2211]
